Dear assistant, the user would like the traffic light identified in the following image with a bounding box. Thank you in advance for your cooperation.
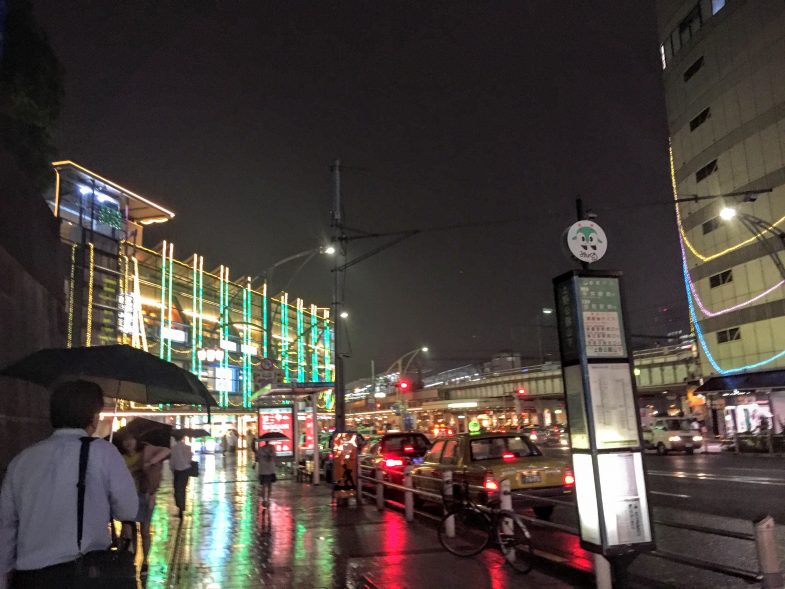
[516,386,527,397]
[397,380,410,391]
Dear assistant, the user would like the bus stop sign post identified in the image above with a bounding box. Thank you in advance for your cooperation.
[553,268,656,587]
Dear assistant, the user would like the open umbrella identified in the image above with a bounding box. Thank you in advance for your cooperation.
[259,431,289,441]
[0,345,216,408]
[116,417,174,448]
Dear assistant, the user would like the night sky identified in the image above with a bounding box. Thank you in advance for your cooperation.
[34,1,684,381]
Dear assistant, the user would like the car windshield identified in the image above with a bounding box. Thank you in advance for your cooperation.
[382,435,429,453]
[662,419,689,431]
[470,436,539,461]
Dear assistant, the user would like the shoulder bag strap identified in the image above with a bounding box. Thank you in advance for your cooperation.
[77,437,96,552]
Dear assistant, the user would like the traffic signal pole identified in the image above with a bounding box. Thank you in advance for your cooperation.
[331,159,346,433]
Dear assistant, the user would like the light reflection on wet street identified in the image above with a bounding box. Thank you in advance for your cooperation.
[141,451,582,588]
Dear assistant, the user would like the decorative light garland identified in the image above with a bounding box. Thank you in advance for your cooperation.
[671,144,785,373]
[159,241,167,359]
[67,244,77,348]
[86,243,95,347]
[670,146,785,262]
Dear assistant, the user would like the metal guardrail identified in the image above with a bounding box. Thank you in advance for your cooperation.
[354,464,783,588]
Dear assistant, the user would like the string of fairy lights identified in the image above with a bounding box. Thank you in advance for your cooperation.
[670,145,785,374]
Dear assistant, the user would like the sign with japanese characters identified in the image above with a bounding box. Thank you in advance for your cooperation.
[578,277,626,358]
[258,407,293,457]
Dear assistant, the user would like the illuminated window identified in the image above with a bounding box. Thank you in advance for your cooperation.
[690,107,711,131]
[712,0,725,15]
[696,159,718,183]
[683,57,704,82]
[716,327,741,344]
[709,269,733,288]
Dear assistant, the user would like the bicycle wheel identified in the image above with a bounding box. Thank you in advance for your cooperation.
[438,507,491,557]
[496,510,534,574]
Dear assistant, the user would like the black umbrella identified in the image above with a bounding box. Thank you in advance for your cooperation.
[259,431,289,441]
[0,345,217,408]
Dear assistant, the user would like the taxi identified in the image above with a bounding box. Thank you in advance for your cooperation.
[411,432,574,519]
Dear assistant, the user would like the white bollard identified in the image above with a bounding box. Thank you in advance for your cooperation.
[443,470,454,538]
[404,466,414,522]
[594,554,613,589]
[375,466,385,511]
[755,515,784,589]
[500,479,513,535]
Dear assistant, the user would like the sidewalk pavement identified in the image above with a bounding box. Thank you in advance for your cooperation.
[143,451,592,588]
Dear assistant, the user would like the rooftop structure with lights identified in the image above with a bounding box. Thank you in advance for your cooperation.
[45,161,334,412]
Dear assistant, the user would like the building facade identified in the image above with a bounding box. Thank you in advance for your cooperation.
[657,0,785,436]
[46,161,333,413]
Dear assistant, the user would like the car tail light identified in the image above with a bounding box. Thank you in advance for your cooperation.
[563,471,575,487]
[385,458,404,468]
[483,473,499,492]
[502,452,516,462]
[404,445,414,453]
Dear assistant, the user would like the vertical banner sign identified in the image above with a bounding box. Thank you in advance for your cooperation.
[554,269,654,556]
[258,407,294,457]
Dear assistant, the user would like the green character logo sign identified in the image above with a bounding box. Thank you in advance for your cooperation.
[565,221,608,263]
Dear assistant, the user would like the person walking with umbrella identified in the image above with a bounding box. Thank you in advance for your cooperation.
[255,437,278,506]
[169,432,192,518]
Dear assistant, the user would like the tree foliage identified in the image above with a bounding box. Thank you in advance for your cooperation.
[0,0,64,190]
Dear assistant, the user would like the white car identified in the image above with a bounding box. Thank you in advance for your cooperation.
[643,417,703,455]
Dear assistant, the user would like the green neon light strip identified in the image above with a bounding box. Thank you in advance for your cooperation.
[297,300,305,382]
[159,243,166,359]
[281,296,289,383]
[197,258,203,379]
[311,307,318,381]
[191,256,197,372]
[167,246,173,362]
[323,314,331,382]
[263,283,269,358]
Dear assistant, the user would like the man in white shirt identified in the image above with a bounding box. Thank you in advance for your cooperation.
[169,432,192,518]
[0,380,138,589]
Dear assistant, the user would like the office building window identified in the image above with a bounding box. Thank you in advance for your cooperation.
[702,217,721,234]
[709,269,733,288]
[679,4,702,46]
[696,159,718,182]
[683,57,704,82]
[716,327,740,344]
[712,0,725,15]
[690,107,711,131]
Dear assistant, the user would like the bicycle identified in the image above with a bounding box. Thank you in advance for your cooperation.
[437,472,535,574]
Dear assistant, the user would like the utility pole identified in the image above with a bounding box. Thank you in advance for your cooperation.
[331,159,346,432]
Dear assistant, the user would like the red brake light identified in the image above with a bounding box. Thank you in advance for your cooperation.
[484,478,499,492]
[564,472,575,487]
[404,445,414,453]
[502,452,516,462]
[385,458,404,468]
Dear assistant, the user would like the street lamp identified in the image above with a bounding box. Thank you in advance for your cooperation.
[719,206,737,220]
[339,311,349,319]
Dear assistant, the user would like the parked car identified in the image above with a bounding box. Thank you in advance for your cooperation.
[411,432,574,520]
[643,417,703,455]
[359,432,431,491]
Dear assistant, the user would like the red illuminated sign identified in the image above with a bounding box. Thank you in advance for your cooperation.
[258,407,294,457]
[299,413,315,451]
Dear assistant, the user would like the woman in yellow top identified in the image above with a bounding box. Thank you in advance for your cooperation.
[117,433,170,572]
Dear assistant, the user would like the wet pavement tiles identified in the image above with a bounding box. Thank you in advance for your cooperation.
[141,451,586,588]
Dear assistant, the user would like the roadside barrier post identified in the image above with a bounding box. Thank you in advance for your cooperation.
[404,466,414,522]
[443,470,454,538]
[754,515,784,589]
[375,466,385,511]
[594,554,612,589]
[500,479,513,536]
